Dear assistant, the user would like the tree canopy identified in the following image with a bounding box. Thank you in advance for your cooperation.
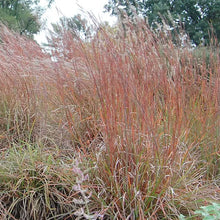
[0,0,54,38]
[56,14,92,39]
[105,0,220,45]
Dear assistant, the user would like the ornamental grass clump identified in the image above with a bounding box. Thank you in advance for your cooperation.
[0,18,219,219]
[50,21,219,218]
[0,26,54,146]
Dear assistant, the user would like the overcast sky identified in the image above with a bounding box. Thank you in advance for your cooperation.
[35,0,116,44]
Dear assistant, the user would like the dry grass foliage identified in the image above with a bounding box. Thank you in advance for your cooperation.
[0,21,219,219]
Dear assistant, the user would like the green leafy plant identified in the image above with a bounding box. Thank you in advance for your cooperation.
[179,203,220,220]
[195,203,220,220]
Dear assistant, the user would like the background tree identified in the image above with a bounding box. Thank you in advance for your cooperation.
[46,14,93,59]
[0,0,54,38]
[50,14,92,40]
[105,0,220,45]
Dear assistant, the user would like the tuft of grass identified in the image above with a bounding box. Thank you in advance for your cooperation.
[0,143,100,219]
[0,19,219,219]
[59,21,218,218]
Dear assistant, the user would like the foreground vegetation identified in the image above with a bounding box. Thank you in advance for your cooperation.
[0,21,219,219]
